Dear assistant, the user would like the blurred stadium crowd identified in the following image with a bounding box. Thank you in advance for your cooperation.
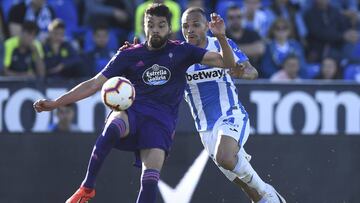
[0,0,359,81]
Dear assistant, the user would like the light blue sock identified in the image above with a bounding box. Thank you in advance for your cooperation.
[232,154,267,195]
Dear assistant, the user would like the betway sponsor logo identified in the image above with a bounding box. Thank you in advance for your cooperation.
[186,68,226,82]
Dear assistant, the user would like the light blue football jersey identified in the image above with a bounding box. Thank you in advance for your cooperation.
[184,36,249,132]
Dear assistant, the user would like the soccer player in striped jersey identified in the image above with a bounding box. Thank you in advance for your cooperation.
[181,7,286,203]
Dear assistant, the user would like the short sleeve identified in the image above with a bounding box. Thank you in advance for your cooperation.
[228,39,249,63]
[182,42,208,65]
[100,51,129,79]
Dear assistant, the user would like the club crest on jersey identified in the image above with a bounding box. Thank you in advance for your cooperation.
[142,64,171,85]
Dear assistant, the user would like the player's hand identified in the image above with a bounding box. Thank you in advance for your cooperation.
[209,13,226,38]
[119,37,140,51]
[33,99,58,112]
[229,63,245,78]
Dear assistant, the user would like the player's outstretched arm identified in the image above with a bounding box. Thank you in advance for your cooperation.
[33,73,108,112]
[200,13,236,69]
[230,61,258,80]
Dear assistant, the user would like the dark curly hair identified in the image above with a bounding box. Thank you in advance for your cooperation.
[145,3,172,27]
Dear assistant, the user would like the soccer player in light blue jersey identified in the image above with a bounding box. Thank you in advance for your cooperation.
[181,7,286,203]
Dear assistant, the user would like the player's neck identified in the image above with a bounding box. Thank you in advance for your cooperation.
[199,38,208,49]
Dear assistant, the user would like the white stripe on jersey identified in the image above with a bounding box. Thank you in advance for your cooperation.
[185,83,208,130]
[184,36,248,132]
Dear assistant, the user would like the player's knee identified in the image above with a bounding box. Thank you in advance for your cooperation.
[101,122,118,141]
[141,148,165,171]
[215,152,237,171]
[102,118,127,139]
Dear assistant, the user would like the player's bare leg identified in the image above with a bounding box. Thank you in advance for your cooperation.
[66,111,129,203]
[136,148,165,203]
[105,111,130,137]
[215,135,240,170]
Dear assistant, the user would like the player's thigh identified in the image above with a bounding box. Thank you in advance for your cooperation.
[105,110,130,137]
[215,135,240,158]
[140,148,166,171]
[200,130,240,158]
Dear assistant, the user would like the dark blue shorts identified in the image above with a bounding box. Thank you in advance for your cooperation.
[113,108,175,167]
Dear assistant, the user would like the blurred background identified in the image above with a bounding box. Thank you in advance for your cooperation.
[0,0,359,202]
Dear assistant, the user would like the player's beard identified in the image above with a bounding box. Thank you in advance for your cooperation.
[149,34,169,49]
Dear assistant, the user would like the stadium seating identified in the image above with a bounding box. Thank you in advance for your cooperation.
[344,64,360,81]
[215,1,242,22]
[1,0,23,22]
[305,63,321,79]
[215,0,272,19]
[83,28,119,52]
[47,0,81,40]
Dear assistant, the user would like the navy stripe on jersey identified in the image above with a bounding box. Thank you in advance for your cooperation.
[223,75,236,116]
[228,39,249,63]
[197,81,222,128]
[239,106,249,146]
[194,63,202,71]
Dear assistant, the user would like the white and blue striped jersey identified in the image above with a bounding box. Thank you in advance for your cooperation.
[184,36,249,132]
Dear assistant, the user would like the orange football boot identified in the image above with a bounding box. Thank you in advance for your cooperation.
[65,186,95,203]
